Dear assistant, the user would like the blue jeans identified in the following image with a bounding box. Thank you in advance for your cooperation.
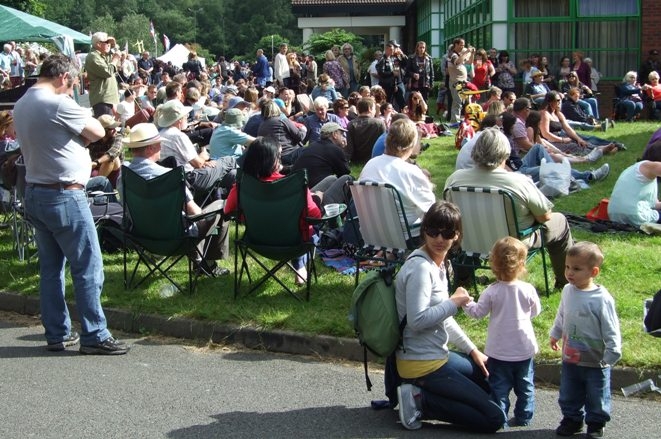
[618,100,643,121]
[488,357,535,424]
[558,363,611,426]
[518,144,592,182]
[24,186,111,346]
[577,98,599,119]
[558,130,612,147]
[408,352,506,433]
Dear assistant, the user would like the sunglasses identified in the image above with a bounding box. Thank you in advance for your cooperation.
[425,228,457,239]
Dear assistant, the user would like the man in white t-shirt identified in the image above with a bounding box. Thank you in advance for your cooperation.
[368,50,382,87]
[158,100,237,199]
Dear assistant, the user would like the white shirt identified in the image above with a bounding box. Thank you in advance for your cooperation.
[160,126,198,173]
[359,154,436,234]
[368,60,380,86]
[117,99,135,124]
[273,52,290,82]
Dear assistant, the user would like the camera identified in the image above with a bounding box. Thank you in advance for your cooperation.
[109,47,118,55]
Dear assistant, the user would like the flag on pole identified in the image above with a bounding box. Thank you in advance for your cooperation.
[149,20,155,39]
[162,34,171,52]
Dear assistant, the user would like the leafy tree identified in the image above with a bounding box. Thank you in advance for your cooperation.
[3,0,46,16]
[304,29,364,61]
[116,13,162,55]
[85,14,117,39]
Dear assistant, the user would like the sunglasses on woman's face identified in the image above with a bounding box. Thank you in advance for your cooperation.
[425,228,457,239]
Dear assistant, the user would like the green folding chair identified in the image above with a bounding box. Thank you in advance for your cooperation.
[232,169,316,301]
[443,185,550,296]
[120,165,221,295]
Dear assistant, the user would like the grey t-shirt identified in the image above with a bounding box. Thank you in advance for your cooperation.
[14,87,91,185]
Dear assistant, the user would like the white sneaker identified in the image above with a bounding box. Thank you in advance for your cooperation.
[294,266,307,285]
[590,163,610,182]
[397,384,422,430]
[584,148,603,163]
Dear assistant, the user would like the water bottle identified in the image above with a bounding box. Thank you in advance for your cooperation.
[621,378,659,397]
[158,284,178,298]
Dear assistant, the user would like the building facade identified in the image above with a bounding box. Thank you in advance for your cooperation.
[293,0,655,82]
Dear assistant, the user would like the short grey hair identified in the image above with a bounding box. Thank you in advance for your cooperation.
[471,127,511,169]
[313,96,329,110]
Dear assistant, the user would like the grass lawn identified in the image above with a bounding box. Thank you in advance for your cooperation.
[1,119,660,370]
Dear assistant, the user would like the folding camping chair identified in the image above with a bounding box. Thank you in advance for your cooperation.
[443,185,550,296]
[232,169,317,301]
[120,165,223,295]
[347,180,420,287]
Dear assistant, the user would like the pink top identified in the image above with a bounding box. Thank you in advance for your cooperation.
[463,280,541,361]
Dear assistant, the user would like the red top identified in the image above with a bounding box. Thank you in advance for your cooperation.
[646,84,661,102]
[472,60,492,89]
[224,171,321,240]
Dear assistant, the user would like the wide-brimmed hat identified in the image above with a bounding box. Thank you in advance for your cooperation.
[97,114,120,130]
[386,40,400,48]
[531,70,544,78]
[156,100,193,127]
[91,32,116,46]
[223,108,245,128]
[122,123,161,148]
[320,122,347,136]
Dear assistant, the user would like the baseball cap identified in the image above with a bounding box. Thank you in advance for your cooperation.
[320,122,347,135]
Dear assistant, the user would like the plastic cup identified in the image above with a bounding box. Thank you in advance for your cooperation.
[324,203,340,217]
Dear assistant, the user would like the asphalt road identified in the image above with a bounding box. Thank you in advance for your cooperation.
[1,312,659,439]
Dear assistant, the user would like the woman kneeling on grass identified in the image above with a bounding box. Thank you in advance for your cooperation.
[394,200,505,432]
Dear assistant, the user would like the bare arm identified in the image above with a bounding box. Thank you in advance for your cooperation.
[185,200,202,216]
[639,161,661,180]
[80,118,105,143]
[557,111,585,144]
[534,211,552,223]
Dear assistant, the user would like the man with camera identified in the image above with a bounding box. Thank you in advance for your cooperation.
[376,40,407,111]
[85,32,121,118]
[447,38,475,123]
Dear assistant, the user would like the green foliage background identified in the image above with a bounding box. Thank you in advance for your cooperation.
[6,0,302,60]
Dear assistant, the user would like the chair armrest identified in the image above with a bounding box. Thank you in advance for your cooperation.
[519,222,542,239]
[87,190,118,197]
[187,202,225,222]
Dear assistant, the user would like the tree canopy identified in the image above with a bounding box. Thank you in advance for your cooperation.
[11,0,302,61]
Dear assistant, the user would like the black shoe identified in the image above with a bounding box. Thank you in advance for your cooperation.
[556,417,584,436]
[585,424,604,438]
[46,331,80,351]
[79,337,130,355]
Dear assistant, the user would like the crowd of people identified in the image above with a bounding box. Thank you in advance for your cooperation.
[2,31,660,438]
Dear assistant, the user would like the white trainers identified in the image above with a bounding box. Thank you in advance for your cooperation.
[590,163,610,182]
[584,148,603,163]
[294,266,307,285]
[397,384,422,430]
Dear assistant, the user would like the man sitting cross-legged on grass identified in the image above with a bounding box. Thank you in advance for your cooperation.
[123,123,230,277]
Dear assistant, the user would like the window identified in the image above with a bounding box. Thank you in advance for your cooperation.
[515,0,570,17]
[577,0,638,17]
